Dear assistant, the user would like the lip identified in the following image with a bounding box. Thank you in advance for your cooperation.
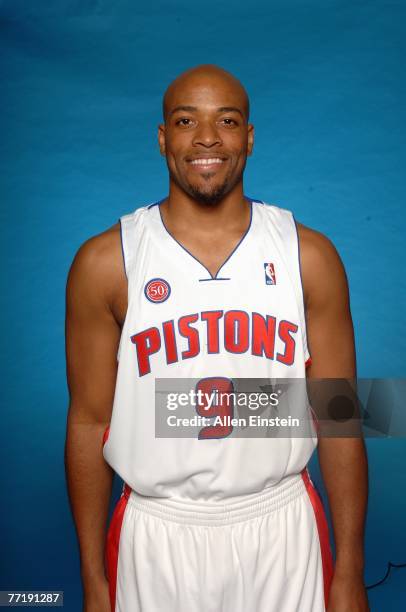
[185,153,228,161]
[185,155,228,170]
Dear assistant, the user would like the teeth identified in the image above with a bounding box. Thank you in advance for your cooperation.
[190,158,224,165]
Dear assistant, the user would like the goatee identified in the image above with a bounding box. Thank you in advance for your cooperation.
[187,182,230,206]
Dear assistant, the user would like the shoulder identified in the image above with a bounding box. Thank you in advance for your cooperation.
[68,222,123,277]
[66,222,125,305]
[296,221,340,267]
[295,221,349,306]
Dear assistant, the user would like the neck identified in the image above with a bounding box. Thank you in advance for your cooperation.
[162,183,249,232]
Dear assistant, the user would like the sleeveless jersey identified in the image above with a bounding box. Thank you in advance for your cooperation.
[102,198,318,501]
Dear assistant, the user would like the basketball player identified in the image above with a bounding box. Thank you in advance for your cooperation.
[65,65,369,612]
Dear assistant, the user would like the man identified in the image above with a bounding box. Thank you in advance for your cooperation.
[65,64,369,612]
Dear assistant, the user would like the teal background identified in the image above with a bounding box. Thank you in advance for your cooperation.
[1,1,405,609]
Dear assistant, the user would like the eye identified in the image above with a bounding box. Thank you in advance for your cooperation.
[175,117,194,127]
[220,117,238,127]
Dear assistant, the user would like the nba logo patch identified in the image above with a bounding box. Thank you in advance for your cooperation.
[264,263,276,285]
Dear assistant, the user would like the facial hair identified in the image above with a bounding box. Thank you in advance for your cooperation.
[169,162,245,206]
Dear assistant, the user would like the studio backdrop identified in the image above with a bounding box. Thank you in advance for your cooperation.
[1,1,405,610]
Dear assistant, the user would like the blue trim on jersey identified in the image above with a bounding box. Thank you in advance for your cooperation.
[198,277,231,282]
[246,196,264,205]
[147,198,166,210]
[157,197,254,280]
[118,218,128,279]
[215,199,253,278]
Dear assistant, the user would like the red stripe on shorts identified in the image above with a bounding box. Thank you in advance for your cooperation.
[301,468,334,609]
[105,484,131,612]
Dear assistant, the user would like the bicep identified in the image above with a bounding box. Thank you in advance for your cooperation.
[65,241,121,424]
[301,230,356,379]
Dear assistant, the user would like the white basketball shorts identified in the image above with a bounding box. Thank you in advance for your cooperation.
[105,467,334,612]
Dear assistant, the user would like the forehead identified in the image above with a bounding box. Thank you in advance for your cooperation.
[165,75,248,116]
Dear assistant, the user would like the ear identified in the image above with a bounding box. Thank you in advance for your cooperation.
[158,124,166,156]
[247,124,254,156]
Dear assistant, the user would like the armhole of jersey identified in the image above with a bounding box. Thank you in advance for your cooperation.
[291,213,311,365]
[119,213,135,277]
[117,212,136,362]
[262,203,311,365]
[119,217,128,279]
[272,209,312,368]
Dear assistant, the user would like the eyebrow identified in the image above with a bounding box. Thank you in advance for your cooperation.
[217,106,244,117]
[169,105,244,118]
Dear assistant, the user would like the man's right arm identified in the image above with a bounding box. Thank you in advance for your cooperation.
[64,227,124,610]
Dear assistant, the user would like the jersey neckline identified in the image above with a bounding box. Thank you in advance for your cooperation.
[153,197,256,280]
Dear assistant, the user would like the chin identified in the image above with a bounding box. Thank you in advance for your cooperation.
[188,186,230,206]
[185,178,233,206]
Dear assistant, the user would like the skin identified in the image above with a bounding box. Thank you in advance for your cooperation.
[65,64,369,612]
[157,65,254,276]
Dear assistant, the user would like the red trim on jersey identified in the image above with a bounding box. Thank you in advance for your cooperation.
[309,406,321,435]
[105,484,131,612]
[304,357,320,434]
[102,425,110,447]
[301,468,334,609]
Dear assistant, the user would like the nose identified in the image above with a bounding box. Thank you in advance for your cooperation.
[192,121,222,148]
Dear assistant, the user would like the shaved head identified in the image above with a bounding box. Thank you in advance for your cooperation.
[158,64,253,206]
[162,64,250,123]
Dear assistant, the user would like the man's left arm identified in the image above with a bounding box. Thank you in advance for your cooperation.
[298,224,369,612]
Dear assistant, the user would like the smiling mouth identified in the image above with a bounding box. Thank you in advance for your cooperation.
[188,157,226,167]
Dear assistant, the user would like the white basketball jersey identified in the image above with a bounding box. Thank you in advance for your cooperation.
[103,199,318,501]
